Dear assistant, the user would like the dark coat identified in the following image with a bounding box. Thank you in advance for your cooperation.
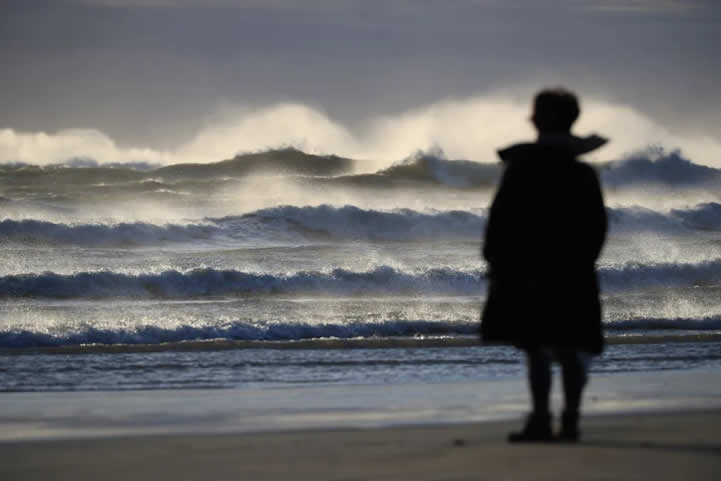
[480,138,607,354]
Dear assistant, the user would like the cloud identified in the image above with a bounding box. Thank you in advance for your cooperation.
[2,93,721,169]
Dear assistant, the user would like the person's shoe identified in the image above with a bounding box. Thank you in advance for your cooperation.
[508,412,553,443]
[556,410,580,442]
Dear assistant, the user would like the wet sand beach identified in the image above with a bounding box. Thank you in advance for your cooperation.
[1,409,719,481]
[2,368,720,480]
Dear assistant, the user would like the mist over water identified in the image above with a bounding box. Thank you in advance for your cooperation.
[3,94,721,169]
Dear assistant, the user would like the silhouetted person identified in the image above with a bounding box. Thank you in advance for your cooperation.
[481,88,607,442]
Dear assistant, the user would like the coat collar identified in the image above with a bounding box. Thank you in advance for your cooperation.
[498,133,608,162]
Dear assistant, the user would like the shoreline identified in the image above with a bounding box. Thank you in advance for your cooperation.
[2,332,720,355]
[1,409,720,481]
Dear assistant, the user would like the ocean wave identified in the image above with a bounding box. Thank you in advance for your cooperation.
[326,147,721,192]
[237,202,718,241]
[1,258,720,299]
[4,202,720,247]
[60,158,161,171]
[671,202,721,230]
[601,147,721,189]
[0,320,480,348]
[0,266,484,299]
[5,146,721,196]
[327,151,501,189]
[228,204,485,241]
[0,206,486,246]
[0,147,352,176]
[230,203,721,240]
[0,148,354,200]
[0,218,222,246]
[155,147,353,179]
[2,315,720,349]
[608,202,721,233]
[599,259,721,290]
[606,316,721,331]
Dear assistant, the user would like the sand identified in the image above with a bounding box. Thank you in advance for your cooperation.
[1,409,719,481]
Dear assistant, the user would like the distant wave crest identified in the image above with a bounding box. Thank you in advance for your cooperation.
[329,151,500,188]
[4,145,721,192]
[601,147,721,188]
[0,266,484,299]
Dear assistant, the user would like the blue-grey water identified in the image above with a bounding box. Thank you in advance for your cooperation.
[2,147,721,392]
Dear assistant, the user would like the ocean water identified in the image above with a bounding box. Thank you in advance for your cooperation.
[1,147,721,392]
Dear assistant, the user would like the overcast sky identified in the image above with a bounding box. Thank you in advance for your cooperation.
[2,0,720,154]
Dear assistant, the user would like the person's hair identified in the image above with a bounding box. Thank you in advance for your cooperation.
[531,88,580,133]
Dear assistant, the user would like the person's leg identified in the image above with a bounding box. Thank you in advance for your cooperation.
[556,349,591,441]
[528,348,552,416]
[509,348,553,442]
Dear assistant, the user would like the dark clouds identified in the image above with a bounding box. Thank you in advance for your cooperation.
[2,0,720,148]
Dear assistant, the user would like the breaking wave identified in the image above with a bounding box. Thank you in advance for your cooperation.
[154,147,353,179]
[0,147,353,178]
[355,147,721,191]
[1,258,721,299]
[325,151,501,188]
[4,146,721,197]
[0,319,480,348]
[601,148,721,188]
[2,315,720,349]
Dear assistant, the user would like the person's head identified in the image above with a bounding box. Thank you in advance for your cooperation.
[531,88,580,134]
